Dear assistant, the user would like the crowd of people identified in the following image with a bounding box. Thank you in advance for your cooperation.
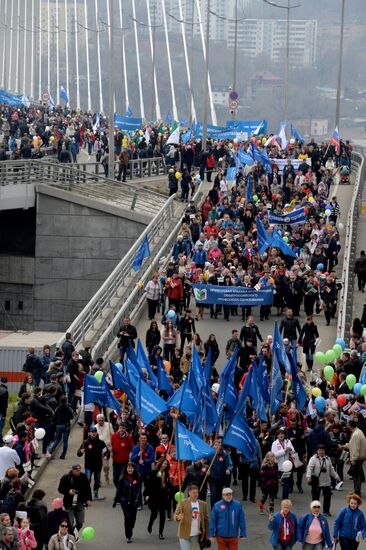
[2,107,366,549]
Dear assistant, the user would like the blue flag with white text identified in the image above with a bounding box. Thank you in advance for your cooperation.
[175,420,215,461]
[157,356,173,396]
[135,377,168,425]
[109,361,136,405]
[84,374,106,405]
[289,348,307,411]
[167,376,199,416]
[222,414,257,461]
[101,375,122,412]
[137,339,158,388]
[270,353,284,414]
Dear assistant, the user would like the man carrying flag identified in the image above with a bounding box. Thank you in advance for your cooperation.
[174,485,210,550]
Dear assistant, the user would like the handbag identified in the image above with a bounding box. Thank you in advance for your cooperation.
[290,452,303,469]
[347,464,358,478]
[199,540,211,549]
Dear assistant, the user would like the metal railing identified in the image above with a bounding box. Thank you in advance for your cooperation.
[337,148,366,341]
[93,188,204,360]
[72,156,167,179]
[0,159,167,213]
[57,192,182,353]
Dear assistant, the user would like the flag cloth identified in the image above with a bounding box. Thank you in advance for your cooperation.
[272,228,297,258]
[84,374,106,405]
[167,376,199,416]
[278,121,288,150]
[179,118,188,126]
[258,355,270,404]
[175,420,215,461]
[131,235,150,271]
[181,126,192,144]
[237,148,255,166]
[93,113,100,132]
[264,135,280,148]
[222,414,257,461]
[145,128,150,144]
[273,322,292,374]
[125,359,139,390]
[235,366,252,417]
[170,120,178,132]
[216,350,238,419]
[226,166,237,182]
[101,375,122,412]
[167,126,180,145]
[290,124,304,143]
[126,344,145,380]
[135,377,168,425]
[289,349,307,411]
[330,126,340,155]
[136,339,157,388]
[252,120,266,136]
[157,356,173,395]
[109,361,136,405]
[60,86,69,103]
[249,142,272,171]
[270,353,284,414]
[246,174,253,203]
[251,363,268,422]
[166,111,173,126]
[125,105,133,117]
[49,95,55,109]
[256,217,272,255]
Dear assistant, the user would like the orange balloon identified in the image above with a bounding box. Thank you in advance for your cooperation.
[164,360,171,373]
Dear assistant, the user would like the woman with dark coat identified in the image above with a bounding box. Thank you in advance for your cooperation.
[259,452,278,514]
[25,489,48,550]
[147,457,171,540]
[145,321,161,357]
[113,463,141,543]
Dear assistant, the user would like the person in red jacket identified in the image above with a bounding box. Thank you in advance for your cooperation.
[111,423,134,488]
[155,433,175,461]
[166,272,184,311]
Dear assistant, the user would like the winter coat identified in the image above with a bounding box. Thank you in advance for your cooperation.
[114,476,142,507]
[297,513,332,548]
[259,464,279,495]
[333,506,366,541]
[268,511,297,547]
[16,528,37,550]
[209,499,246,539]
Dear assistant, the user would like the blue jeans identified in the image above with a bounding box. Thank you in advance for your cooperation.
[49,424,70,457]
[180,536,200,550]
[85,468,101,493]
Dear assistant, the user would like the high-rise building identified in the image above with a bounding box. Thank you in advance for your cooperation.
[227,18,317,67]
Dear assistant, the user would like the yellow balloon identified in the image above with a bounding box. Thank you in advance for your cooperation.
[312,387,322,398]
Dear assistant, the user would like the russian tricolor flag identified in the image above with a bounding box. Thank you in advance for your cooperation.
[330,126,340,155]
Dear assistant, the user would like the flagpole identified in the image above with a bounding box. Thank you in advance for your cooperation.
[94,0,103,112]
[64,0,69,107]
[199,445,219,493]
[74,0,80,109]
[83,0,91,112]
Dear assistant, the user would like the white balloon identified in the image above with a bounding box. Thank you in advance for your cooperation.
[338,222,344,233]
[282,460,293,473]
[34,428,46,440]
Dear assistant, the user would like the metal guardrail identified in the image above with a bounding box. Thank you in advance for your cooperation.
[337,148,366,342]
[94,188,204,361]
[0,159,167,212]
[57,193,181,353]
[72,156,168,180]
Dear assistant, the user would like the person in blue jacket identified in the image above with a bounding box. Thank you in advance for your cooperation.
[130,434,155,506]
[297,500,332,550]
[205,438,232,508]
[333,493,366,550]
[209,487,246,549]
[268,498,297,550]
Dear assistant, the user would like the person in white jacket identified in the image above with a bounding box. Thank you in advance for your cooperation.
[271,428,295,500]
[95,414,112,485]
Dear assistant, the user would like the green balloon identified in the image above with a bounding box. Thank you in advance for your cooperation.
[82,527,95,541]
[283,236,289,243]
[346,374,357,390]
[315,351,326,364]
[253,195,258,202]
[323,365,334,382]
[361,384,366,396]
[174,491,185,503]
[333,344,342,358]
[94,371,103,383]
[325,349,336,363]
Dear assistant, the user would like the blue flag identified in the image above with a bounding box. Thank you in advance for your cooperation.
[258,355,270,404]
[226,166,237,182]
[126,344,145,379]
[84,374,106,405]
[157,356,173,396]
[101,375,122,412]
[137,339,158,388]
[167,376,199,416]
[290,124,304,143]
[49,95,55,110]
[246,174,253,203]
[249,142,272,171]
[273,322,292,374]
[109,361,136,405]
[289,348,307,411]
[216,350,238,419]
[166,111,173,126]
[203,348,212,387]
[131,236,151,272]
[237,148,255,166]
[270,353,284,414]
[181,126,192,144]
[272,228,297,258]
[135,377,168,425]
[125,105,133,117]
[252,120,266,136]
[180,118,188,125]
[235,367,252,417]
[60,86,69,103]
[175,420,215,461]
[222,414,257,461]
[125,359,139,390]
[256,217,272,254]
[251,363,268,422]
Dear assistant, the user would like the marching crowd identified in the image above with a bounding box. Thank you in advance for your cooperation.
[2,111,366,550]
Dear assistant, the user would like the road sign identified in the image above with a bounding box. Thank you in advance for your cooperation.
[229,99,238,110]
[42,91,50,102]
[229,91,239,101]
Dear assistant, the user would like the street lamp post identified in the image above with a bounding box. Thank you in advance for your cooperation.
[202,0,211,151]
[335,0,345,130]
